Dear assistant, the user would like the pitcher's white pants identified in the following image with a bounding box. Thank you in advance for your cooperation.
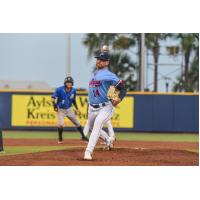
[84,119,115,139]
[106,120,115,138]
[85,102,114,154]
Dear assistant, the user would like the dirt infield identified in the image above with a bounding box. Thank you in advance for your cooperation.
[0,139,199,166]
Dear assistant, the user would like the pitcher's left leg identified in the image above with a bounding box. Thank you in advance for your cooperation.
[106,120,115,139]
[99,129,109,142]
[106,120,116,145]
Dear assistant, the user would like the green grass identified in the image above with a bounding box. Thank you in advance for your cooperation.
[117,132,199,142]
[3,131,75,139]
[3,131,199,142]
[0,145,83,156]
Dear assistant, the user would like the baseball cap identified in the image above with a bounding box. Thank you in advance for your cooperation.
[94,51,110,61]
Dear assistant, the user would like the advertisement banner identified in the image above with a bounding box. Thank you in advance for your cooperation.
[12,94,134,128]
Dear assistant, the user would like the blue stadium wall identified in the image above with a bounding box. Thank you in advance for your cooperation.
[0,91,199,133]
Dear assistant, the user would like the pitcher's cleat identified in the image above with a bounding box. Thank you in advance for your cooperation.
[103,136,113,150]
[84,150,92,160]
[57,140,64,144]
[103,143,113,151]
[103,139,113,151]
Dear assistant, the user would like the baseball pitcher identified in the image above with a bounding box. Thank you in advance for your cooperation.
[84,50,126,160]
[94,45,116,144]
[52,76,89,143]
[83,45,116,145]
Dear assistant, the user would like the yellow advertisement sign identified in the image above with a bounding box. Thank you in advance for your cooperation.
[12,94,134,128]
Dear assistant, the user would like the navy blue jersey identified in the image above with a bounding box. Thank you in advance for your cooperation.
[52,86,76,109]
[88,67,120,104]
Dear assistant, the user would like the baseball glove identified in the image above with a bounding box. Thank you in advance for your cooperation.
[107,86,121,102]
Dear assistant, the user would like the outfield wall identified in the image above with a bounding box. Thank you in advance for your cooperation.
[0,90,199,133]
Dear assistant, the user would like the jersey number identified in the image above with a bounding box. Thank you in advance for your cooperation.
[93,89,100,97]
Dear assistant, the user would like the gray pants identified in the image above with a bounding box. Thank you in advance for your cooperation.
[57,107,80,127]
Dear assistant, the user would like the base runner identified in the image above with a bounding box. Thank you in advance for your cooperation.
[52,76,89,143]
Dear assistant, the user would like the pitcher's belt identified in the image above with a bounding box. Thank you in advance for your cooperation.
[90,102,109,108]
